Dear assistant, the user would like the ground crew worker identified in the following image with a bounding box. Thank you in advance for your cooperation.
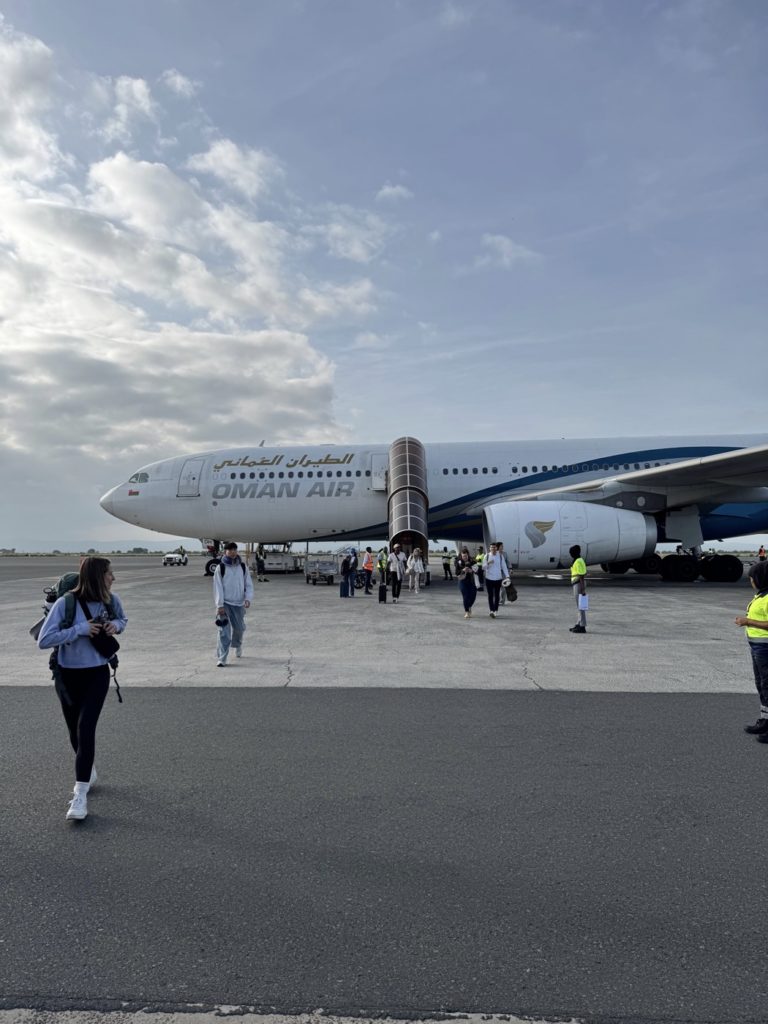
[569,544,588,633]
[377,548,389,585]
[362,547,374,594]
[474,546,485,591]
[735,560,768,740]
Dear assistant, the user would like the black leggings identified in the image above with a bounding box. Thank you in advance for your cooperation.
[486,579,502,612]
[391,575,402,599]
[57,665,110,782]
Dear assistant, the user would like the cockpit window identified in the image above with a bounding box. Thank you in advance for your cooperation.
[128,472,150,483]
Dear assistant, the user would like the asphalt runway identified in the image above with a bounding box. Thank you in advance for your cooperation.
[1,556,766,1024]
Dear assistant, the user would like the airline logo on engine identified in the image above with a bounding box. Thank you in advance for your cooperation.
[524,520,555,548]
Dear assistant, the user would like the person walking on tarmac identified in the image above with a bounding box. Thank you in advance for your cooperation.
[407,547,425,593]
[759,544,766,562]
[214,541,253,666]
[254,550,268,582]
[569,544,588,633]
[388,544,407,603]
[37,557,127,822]
[482,542,509,618]
[457,548,478,619]
[442,547,454,580]
[735,560,768,739]
[361,547,374,594]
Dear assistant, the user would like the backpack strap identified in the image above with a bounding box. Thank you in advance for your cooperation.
[61,592,78,630]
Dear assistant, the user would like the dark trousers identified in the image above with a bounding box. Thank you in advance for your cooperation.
[57,665,110,782]
[443,562,453,580]
[391,575,402,600]
[459,580,477,612]
[486,579,502,612]
[749,642,768,711]
[363,569,373,592]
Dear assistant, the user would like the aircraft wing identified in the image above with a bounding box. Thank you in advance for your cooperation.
[500,442,768,509]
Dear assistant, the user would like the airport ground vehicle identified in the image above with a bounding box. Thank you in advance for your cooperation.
[305,557,336,585]
[162,552,187,566]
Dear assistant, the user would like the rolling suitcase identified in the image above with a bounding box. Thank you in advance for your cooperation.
[339,579,347,598]
[378,581,387,603]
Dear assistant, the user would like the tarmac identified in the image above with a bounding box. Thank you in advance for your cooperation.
[1,555,766,1024]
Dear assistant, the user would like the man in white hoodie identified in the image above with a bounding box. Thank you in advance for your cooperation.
[213,541,254,666]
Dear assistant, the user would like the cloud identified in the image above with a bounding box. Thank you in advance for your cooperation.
[187,138,282,201]
[375,183,414,204]
[0,14,404,547]
[159,68,200,98]
[101,76,160,143]
[0,17,65,181]
[474,233,542,270]
[308,204,392,264]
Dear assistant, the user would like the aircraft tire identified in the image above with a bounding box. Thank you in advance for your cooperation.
[606,561,631,574]
[660,555,698,582]
[631,554,663,574]
[204,558,220,576]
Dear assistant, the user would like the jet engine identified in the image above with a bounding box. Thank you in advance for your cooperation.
[482,500,657,570]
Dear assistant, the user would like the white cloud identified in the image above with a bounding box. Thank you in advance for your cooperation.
[0,17,65,181]
[159,68,200,98]
[474,233,541,270]
[375,183,414,204]
[309,204,391,264]
[101,76,160,143]
[187,138,281,201]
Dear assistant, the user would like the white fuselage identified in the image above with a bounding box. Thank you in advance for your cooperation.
[100,433,768,545]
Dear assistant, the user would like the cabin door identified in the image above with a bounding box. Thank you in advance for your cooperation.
[177,458,205,497]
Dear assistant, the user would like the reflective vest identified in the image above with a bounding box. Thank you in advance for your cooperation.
[745,592,768,640]
[571,557,587,581]
[363,553,374,572]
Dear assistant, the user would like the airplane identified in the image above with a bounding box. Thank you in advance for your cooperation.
[99,433,768,582]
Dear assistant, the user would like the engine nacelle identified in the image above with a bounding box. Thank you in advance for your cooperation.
[482,500,657,570]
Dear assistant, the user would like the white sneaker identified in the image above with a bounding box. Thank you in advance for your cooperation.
[89,766,97,787]
[217,659,227,667]
[66,792,87,821]
[234,647,242,659]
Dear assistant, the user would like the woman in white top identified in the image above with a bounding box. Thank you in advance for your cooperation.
[387,544,407,603]
[482,542,509,618]
[406,547,425,593]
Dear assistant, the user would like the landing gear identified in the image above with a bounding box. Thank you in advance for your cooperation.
[205,557,220,576]
[697,554,744,583]
[630,554,662,575]
[659,555,699,582]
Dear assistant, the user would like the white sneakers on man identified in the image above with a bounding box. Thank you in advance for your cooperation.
[66,792,88,821]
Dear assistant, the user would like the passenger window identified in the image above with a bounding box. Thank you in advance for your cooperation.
[249,472,255,479]
[532,465,538,472]
[298,472,303,478]
[278,472,284,478]
[462,468,468,475]
[365,470,371,476]
[472,468,478,474]
[452,469,458,475]
[269,472,274,479]
[336,471,342,477]
[522,466,528,473]
[307,471,313,478]
[443,468,449,475]
[634,463,639,469]
[492,467,498,474]
[542,465,548,472]
[355,470,361,477]
[482,467,488,474]
[287,472,294,478]
[512,466,518,473]
[230,473,236,480]
[259,472,265,479]
[623,464,629,470]
[644,463,650,469]
[346,471,352,477]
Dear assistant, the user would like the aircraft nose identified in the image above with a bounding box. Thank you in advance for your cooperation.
[99,487,116,515]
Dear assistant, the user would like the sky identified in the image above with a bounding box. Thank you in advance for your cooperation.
[0,0,766,551]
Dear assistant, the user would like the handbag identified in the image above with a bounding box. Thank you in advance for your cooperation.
[502,578,518,602]
[78,596,120,659]
[578,594,589,611]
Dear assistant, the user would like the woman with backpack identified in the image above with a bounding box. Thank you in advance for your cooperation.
[37,557,127,822]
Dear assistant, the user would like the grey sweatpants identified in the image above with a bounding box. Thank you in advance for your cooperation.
[573,583,587,628]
